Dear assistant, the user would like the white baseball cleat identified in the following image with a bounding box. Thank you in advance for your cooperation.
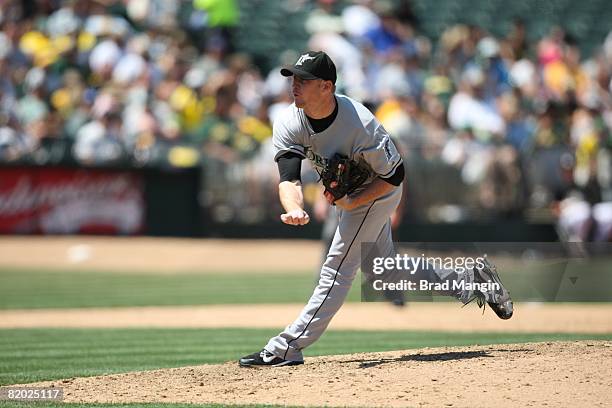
[463,257,514,320]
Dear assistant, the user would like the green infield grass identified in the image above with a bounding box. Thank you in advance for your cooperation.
[0,269,354,309]
[1,328,611,386]
[2,260,611,309]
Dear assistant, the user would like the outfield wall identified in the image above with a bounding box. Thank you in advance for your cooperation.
[0,165,559,241]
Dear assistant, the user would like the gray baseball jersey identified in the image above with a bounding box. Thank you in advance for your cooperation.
[265,94,458,362]
[273,94,403,190]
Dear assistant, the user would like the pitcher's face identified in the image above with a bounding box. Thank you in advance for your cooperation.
[291,76,324,109]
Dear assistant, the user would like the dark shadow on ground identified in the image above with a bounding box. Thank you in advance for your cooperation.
[342,348,533,368]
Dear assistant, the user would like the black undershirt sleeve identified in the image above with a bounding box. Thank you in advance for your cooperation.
[381,161,405,186]
[277,152,303,182]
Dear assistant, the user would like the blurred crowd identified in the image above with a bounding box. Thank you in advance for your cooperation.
[0,0,611,237]
[0,0,255,168]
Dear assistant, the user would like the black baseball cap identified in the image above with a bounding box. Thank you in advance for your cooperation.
[280,51,337,84]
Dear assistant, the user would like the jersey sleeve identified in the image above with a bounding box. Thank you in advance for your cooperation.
[272,113,306,162]
[359,123,403,178]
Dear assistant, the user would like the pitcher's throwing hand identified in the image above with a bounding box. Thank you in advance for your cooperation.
[280,209,310,226]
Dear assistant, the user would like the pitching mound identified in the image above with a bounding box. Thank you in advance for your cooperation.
[28,341,612,407]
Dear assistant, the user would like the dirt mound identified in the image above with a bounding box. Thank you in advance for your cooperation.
[0,237,321,274]
[26,341,612,407]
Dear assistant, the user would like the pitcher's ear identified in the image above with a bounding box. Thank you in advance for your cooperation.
[322,79,334,92]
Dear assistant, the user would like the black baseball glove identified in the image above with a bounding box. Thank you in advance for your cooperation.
[321,154,370,202]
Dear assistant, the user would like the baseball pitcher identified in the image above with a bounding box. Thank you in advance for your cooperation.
[239,51,513,367]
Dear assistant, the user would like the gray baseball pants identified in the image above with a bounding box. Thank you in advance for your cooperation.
[265,185,465,361]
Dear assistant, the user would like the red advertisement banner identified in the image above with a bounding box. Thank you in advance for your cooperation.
[0,168,144,234]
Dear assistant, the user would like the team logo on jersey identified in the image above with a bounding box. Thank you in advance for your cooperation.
[305,148,327,170]
[296,53,316,66]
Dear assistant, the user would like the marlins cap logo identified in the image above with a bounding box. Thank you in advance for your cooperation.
[296,53,316,66]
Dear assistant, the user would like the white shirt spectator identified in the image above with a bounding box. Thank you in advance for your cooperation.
[113,53,146,85]
[74,120,123,163]
[46,7,81,37]
[89,40,121,74]
[448,91,505,135]
[341,4,380,38]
